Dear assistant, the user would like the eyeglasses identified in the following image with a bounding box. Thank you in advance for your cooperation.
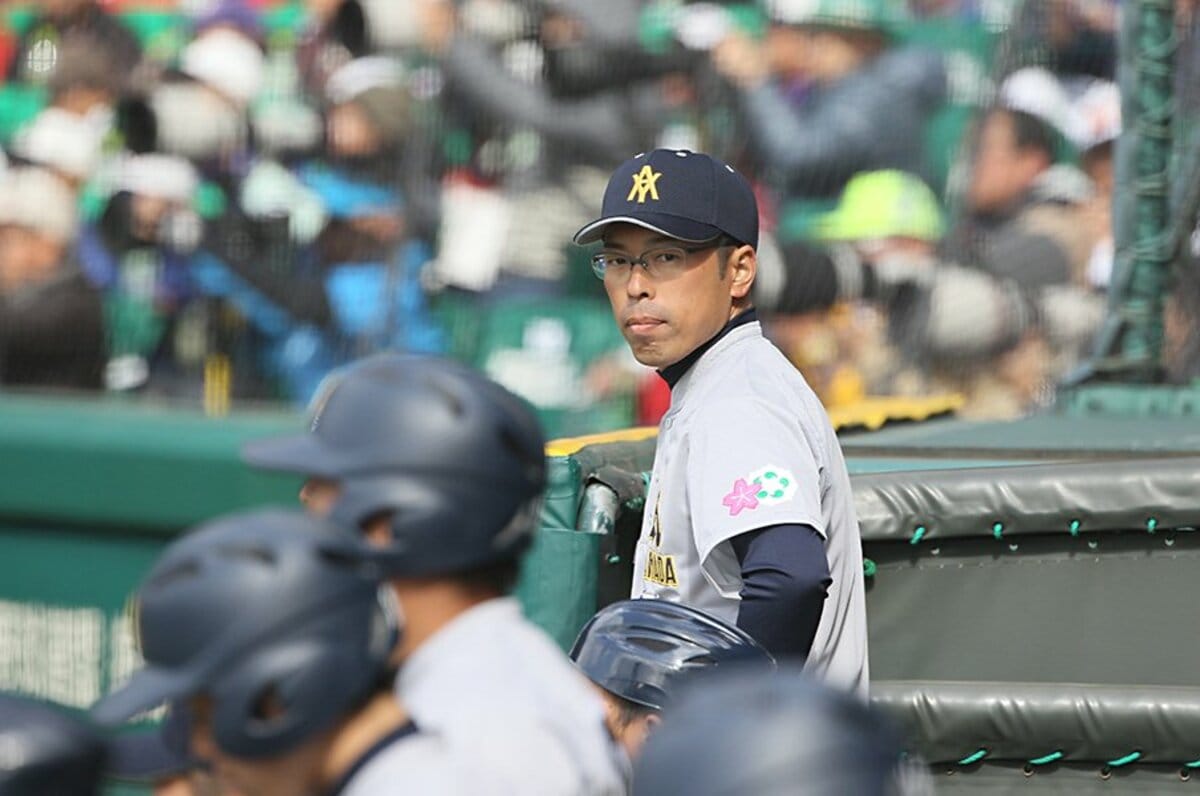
[591,238,734,281]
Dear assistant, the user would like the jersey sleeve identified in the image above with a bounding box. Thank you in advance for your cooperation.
[686,396,824,563]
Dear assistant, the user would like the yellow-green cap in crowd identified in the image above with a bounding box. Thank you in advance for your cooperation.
[814,170,944,242]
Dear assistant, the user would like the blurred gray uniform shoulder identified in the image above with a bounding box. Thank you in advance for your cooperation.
[396,598,624,796]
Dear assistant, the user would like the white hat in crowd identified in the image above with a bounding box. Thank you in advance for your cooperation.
[113,153,199,203]
[0,167,79,242]
[11,108,103,182]
[180,27,265,107]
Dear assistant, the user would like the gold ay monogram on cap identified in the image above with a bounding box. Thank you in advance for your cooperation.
[627,164,662,203]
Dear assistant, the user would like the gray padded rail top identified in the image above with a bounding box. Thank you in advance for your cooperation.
[873,680,1200,764]
[840,415,1200,458]
[852,456,1200,542]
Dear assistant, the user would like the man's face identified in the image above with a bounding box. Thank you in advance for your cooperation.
[298,478,392,544]
[596,686,659,761]
[967,110,1048,214]
[0,224,65,292]
[153,770,230,796]
[298,478,340,517]
[600,223,750,370]
[188,696,327,796]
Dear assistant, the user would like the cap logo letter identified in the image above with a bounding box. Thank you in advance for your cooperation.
[627,165,663,203]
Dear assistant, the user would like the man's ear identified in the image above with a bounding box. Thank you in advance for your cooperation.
[644,712,663,734]
[728,245,757,300]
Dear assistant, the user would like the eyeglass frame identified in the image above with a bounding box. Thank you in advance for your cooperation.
[590,235,740,281]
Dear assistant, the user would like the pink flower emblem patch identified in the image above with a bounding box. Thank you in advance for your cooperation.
[721,478,760,517]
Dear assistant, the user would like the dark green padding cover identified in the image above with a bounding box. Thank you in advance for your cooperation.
[853,456,1200,541]
[873,681,1200,763]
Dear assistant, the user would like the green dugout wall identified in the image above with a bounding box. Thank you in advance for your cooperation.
[5,393,1200,792]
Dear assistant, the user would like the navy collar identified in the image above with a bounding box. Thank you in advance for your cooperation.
[325,720,420,796]
[659,308,758,389]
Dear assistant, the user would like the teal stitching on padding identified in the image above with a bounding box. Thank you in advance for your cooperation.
[1028,751,1063,766]
[958,749,988,766]
[863,559,877,578]
[910,526,926,545]
[1069,520,1081,536]
[992,522,1004,539]
[1147,518,1158,534]
[1184,759,1200,769]
[1107,752,1142,768]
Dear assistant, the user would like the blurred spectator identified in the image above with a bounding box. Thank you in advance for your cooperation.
[296,0,372,96]
[942,103,1095,289]
[908,0,988,20]
[0,167,104,390]
[9,0,141,88]
[82,153,202,392]
[426,0,659,295]
[150,23,263,176]
[0,0,1134,419]
[712,0,946,213]
[1068,78,1120,290]
[324,55,409,182]
[1009,0,1118,81]
[44,31,125,120]
[815,169,1057,417]
[757,167,1105,417]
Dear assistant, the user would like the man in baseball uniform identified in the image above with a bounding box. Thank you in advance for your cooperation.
[91,509,458,796]
[243,354,625,795]
[574,149,868,697]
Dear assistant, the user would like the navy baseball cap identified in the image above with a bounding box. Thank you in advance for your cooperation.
[573,149,759,248]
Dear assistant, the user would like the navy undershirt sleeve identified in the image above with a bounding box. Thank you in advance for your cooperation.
[729,524,831,660]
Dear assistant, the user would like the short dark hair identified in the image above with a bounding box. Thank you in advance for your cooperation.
[713,235,743,279]
[997,107,1058,163]
[608,691,658,729]
[458,558,522,597]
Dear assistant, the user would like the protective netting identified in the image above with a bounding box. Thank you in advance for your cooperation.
[0,0,1159,434]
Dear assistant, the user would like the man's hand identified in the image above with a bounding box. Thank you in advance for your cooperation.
[711,33,769,89]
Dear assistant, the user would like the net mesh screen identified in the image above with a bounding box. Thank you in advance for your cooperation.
[0,0,1159,433]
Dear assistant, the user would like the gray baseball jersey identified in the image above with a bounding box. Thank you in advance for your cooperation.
[630,321,869,697]
[395,597,625,795]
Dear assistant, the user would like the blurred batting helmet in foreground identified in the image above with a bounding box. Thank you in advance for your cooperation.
[244,353,547,577]
[90,509,398,759]
[0,693,107,796]
[632,667,905,796]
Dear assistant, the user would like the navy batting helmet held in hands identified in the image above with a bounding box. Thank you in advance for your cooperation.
[243,353,548,577]
[0,694,107,796]
[90,509,399,760]
[569,599,774,711]
[632,668,904,796]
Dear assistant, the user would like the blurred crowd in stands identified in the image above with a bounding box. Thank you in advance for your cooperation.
[0,0,1183,433]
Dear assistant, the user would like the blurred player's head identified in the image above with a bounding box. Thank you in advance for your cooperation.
[243,353,547,658]
[0,693,107,796]
[632,667,904,796]
[574,149,760,369]
[91,509,401,796]
[569,599,774,760]
[106,705,227,796]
